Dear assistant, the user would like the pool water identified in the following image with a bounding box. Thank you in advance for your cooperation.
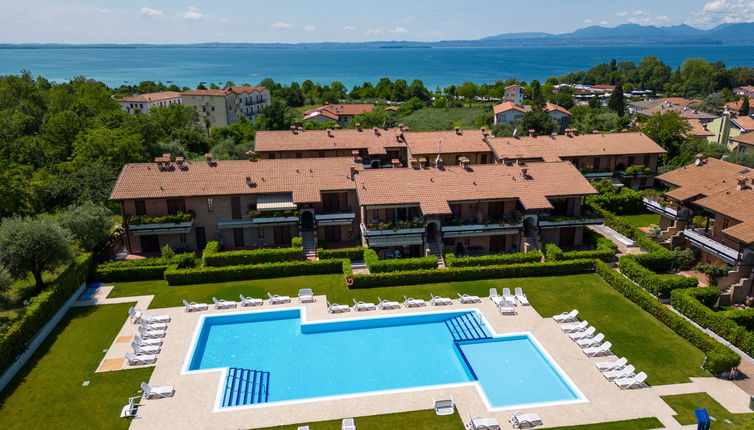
[185,309,582,408]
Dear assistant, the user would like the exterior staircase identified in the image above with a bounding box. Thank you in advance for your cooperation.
[427,239,446,268]
[222,368,270,407]
[717,265,754,305]
[302,230,317,260]
[444,313,492,342]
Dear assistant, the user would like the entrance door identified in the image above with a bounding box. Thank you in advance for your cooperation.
[490,235,506,252]
[301,211,314,231]
[559,228,576,247]
[140,235,160,253]
[195,227,207,250]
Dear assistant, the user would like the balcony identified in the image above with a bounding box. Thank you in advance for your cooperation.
[683,228,741,264]
[642,197,678,220]
[582,171,614,181]
[538,207,604,229]
[127,213,194,236]
[441,217,523,238]
[618,165,653,179]
[360,221,425,247]
[316,212,356,226]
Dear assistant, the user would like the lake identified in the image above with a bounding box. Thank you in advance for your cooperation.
[1,45,753,88]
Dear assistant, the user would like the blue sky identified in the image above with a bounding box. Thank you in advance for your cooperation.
[0,0,752,44]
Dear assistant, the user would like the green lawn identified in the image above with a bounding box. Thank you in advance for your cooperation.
[662,392,752,429]
[619,213,660,229]
[109,273,708,384]
[400,107,489,131]
[0,303,153,430]
[256,409,465,430]
[548,418,664,430]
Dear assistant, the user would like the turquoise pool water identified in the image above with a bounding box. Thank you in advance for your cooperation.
[185,309,581,408]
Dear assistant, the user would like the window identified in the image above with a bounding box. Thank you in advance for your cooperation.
[167,199,186,215]
[135,200,147,216]
[450,204,462,218]
[295,152,302,159]
[722,217,730,230]
[324,225,341,241]
[179,233,186,243]
[481,154,488,164]
[273,226,291,245]
[627,156,635,166]
[233,228,244,248]
[488,201,504,219]
[318,152,326,158]
[593,157,601,170]
[231,197,242,219]
[269,153,276,159]
[643,155,651,166]
[207,198,214,213]
[322,193,341,213]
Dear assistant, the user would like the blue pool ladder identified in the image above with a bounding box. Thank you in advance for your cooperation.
[444,313,492,342]
[222,368,270,407]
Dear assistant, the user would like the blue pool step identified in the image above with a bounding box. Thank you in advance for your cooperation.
[222,368,270,407]
[444,313,492,342]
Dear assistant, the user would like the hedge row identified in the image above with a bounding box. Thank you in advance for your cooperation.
[595,261,739,373]
[618,256,698,298]
[544,233,617,263]
[202,241,302,267]
[671,287,754,358]
[347,259,594,289]
[165,259,346,285]
[445,250,541,267]
[363,249,438,273]
[719,308,754,331]
[95,265,169,282]
[0,253,95,374]
[317,247,365,261]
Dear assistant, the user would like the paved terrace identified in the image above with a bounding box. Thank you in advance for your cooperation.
[86,288,751,429]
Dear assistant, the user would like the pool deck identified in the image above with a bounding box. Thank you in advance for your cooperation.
[93,290,751,429]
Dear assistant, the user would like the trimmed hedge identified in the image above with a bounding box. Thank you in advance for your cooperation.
[165,259,346,285]
[202,241,303,267]
[0,253,95,374]
[363,249,438,273]
[719,308,754,331]
[618,255,698,298]
[544,231,617,263]
[318,247,365,261]
[595,261,740,373]
[95,265,169,282]
[671,287,754,359]
[348,259,594,289]
[445,250,541,268]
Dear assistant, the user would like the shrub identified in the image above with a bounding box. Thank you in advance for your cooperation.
[291,236,303,248]
[694,264,733,286]
[202,241,302,267]
[348,259,594,289]
[165,259,346,285]
[127,211,192,225]
[618,255,698,298]
[720,308,754,331]
[672,248,697,270]
[318,247,365,260]
[586,180,645,214]
[161,244,175,260]
[543,243,564,261]
[363,249,438,273]
[545,231,617,263]
[445,250,541,267]
[173,252,198,269]
[95,264,169,282]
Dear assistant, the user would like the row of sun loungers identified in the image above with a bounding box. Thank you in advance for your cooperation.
[121,382,176,418]
[328,293,485,313]
[126,307,171,366]
[489,288,529,315]
[467,412,542,429]
[594,356,648,389]
[181,289,317,312]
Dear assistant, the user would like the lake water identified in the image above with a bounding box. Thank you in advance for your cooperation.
[2,45,753,88]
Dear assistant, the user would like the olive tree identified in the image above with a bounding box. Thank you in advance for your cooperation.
[57,201,113,251]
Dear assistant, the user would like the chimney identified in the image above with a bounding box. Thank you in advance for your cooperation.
[517,158,526,166]
[205,153,214,164]
[409,158,419,169]
[398,123,405,131]
[355,123,362,131]
[245,150,256,161]
[403,126,410,132]
[351,150,360,161]
[521,168,529,179]
[418,157,427,169]
[564,128,574,137]
[290,125,298,135]
[592,130,600,134]
[528,129,536,137]
[455,126,462,135]
[175,157,185,170]
[391,158,401,168]
[480,127,486,134]
[737,176,750,190]
[349,166,358,181]
[550,133,557,138]
[458,156,471,170]
[374,127,381,136]
[334,124,342,129]
[326,128,333,138]
[162,153,172,160]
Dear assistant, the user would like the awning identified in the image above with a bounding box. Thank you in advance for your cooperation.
[443,229,519,238]
[367,234,424,247]
[129,221,193,236]
[217,220,254,229]
[316,213,356,226]
[257,193,296,211]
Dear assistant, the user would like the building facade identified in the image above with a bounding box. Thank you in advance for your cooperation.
[118,91,182,115]
[180,86,270,129]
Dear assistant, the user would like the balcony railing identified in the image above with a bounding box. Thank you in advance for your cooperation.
[316,212,356,226]
[683,228,741,264]
[642,197,678,220]
[441,217,523,238]
[538,207,604,228]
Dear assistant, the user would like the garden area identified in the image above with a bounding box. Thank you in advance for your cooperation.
[618,213,660,229]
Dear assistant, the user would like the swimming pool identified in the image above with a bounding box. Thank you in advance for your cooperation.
[184,308,584,410]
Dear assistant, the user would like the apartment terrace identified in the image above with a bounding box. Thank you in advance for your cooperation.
[642,197,679,220]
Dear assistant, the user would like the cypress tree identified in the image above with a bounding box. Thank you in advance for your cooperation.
[608,82,625,117]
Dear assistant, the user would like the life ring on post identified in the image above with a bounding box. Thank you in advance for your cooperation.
[346,277,355,286]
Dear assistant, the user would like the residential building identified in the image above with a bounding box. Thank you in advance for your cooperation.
[687,119,714,139]
[302,104,375,128]
[118,91,182,115]
[628,98,705,116]
[403,128,495,165]
[734,86,754,98]
[180,86,270,129]
[647,156,754,304]
[503,85,524,104]
[730,132,754,154]
[705,113,754,147]
[492,102,572,128]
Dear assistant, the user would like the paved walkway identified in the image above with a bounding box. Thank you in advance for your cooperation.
[589,225,644,256]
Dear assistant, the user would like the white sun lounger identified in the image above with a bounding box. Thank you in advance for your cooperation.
[553,309,579,323]
[131,341,160,355]
[139,319,167,331]
[433,396,455,415]
[182,299,208,312]
[430,293,453,306]
[583,341,612,357]
[577,333,605,348]
[596,357,628,371]
[509,412,542,428]
[342,417,356,430]
[469,416,501,430]
[353,299,376,311]
[604,364,636,381]
[137,325,165,339]
[125,352,156,366]
[298,288,315,303]
[568,326,596,341]
[377,297,400,309]
[489,288,502,305]
[297,427,310,430]
[560,320,588,333]
[457,293,481,303]
[499,300,517,315]
[267,293,291,304]
[129,307,171,324]
[327,301,350,313]
[403,296,426,307]
[134,335,162,347]
[120,396,141,418]
[239,294,263,306]
[514,287,530,305]
[502,288,515,303]
[212,297,237,309]
[141,381,175,399]
[614,371,648,389]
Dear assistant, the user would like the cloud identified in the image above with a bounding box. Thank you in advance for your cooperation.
[627,15,671,25]
[343,25,356,31]
[272,22,294,29]
[365,28,382,35]
[584,19,593,24]
[303,24,316,32]
[139,7,163,17]
[601,21,610,25]
[177,6,204,20]
[389,27,409,34]
[689,0,754,26]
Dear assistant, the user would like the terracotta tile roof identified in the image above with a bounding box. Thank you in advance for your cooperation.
[180,89,232,96]
[403,130,493,156]
[687,119,714,137]
[354,161,596,215]
[695,188,754,244]
[319,104,375,116]
[592,85,616,90]
[255,128,405,156]
[725,100,745,111]
[657,157,754,202]
[304,110,340,121]
[118,91,181,103]
[110,157,360,203]
[730,131,754,146]
[733,116,754,132]
[229,86,267,94]
[493,102,526,115]
[489,132,666,161]
[545,102,572,116]
[639,107,717,120]
[660,97,702,108]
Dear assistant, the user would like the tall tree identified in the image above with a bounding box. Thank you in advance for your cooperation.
[607,82,625,116]
[57,202,113,251]
[640,111,690,160]
[740,96,750,117]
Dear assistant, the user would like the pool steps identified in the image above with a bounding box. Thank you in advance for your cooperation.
[444,313,492,342]
[222,367,270,407]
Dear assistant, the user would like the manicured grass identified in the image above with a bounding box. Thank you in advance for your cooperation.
[110,273,708,384]
[662,392,752,429]
[619,213,660,229]
[547,417,664,430]
[400,107,489,130]
[0,303,153,430]
[254,409,465,430]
